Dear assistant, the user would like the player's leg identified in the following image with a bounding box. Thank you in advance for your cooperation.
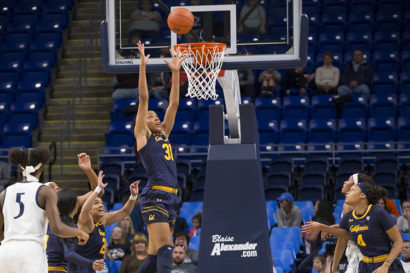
[147,222,173,273]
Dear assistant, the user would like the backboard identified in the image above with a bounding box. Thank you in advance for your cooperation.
[100,0,308,72]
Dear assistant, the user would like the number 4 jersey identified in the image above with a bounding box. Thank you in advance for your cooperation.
[2,182,48,248]
[139,133,178,188]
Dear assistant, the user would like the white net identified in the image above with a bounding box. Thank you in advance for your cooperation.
[174,43,226,100]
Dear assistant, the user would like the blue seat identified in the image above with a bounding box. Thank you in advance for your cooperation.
[344,51,371,64]
[265,186,287,201]
[373,51,400,73]
[337,118,366,151]
[266,172,291,188]
[7,14,36,33]
[258,119,279,149]
[191,120,209,153]
[271,249,294,271]
[0,102,8,132]
[170,120,192,145]
[339,156,363,173]
[1,38,30,54]
[0,52,25,72]
[9,101,39,128]
[188,235,200,252]
[105,121,134,147]
[374,156,398,175]
[30,32,61,51]
[348,3,373,24]
[397,117,410,150]
[175,98,196,123]
[100,161,124,178]
[301,172,327,187]
[43,0,72,13]
[268,157,293,174]
[399,95,410,117]
[304,157,328,174]
[101,187,114,206]
[282,96,309,120]
[321,5,346,25]
[401,72,410,88]
[255,97,281,121]
[375,3,401,23]
[369,94,396,118]
[303,6,320,25]
[372,171,398,198]
[308,118,336,150]
[103,174,121,192]
[2,123,33,147]
[341,95,367,119]
[298,185,324,201]
[279,119,307,152]
[197,98,224,120]
[13,1,43,16]
[367,118,396,150]
[318,33,344,52]
[18,71,50,90]
[15,89,45,106]
[373,32,400,52]
[311,95,337,119]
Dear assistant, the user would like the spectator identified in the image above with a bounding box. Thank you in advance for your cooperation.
[129,0,161,42]
[171,246,197,273]
[376,185,400,217]
[147,71,170,99]
[299,200,335,273]
[337,50,373,97]
[107,226,131,261]
[376,197,397,220]
[189,214,201,238]
[397,201,410,233]
[275,192,302,227]
[315,52,340,95]
[312,254,327,273]
[119,234,148,273]
[174,231,198,265]
[118,216,136,243]
[238,0,266,36]
[174,207,189,234]
[401,241,410,273]
[258,68,281,97]
[284,67,314,96]
[239,69,256,98]
[112,73,139,100]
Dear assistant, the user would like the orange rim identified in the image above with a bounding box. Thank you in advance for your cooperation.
[174,42,226,53]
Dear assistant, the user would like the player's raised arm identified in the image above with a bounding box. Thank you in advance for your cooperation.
[134,41,150,151]
[40,186,89,244]
[103,180,140,226]
[77,171,108,234]
[77,153,103,207]
[162,49,184,137]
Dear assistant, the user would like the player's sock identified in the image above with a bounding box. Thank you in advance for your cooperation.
[137,254,157,273]
[157,245,173,273]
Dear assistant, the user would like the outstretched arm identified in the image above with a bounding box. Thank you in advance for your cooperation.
[103,180,140,226]
[77,153,103,207]
[162,49,184,137]
[302,221,350,240]
[78,171,108,234]
[331,237,348,273]
[134,41,150,151]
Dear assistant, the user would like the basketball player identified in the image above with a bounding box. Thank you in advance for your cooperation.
[134,41,184,273]
[45,152,103,206]
[305,182,404,273]
[303,173,371,273]
[47,189,106,273]
[70,171,140,273]
[0,147,89,273]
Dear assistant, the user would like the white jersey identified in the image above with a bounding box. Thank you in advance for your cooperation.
[341,211,362,273]
[2,181,48,248]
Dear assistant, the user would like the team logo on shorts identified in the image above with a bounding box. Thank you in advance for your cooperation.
[149,214,155,221]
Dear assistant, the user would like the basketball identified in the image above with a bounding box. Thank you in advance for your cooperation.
[167,7,194,35]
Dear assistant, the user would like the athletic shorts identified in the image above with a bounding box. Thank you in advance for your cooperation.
[140,186,179,228]
[0,241,47,273]
[358,259,405,273]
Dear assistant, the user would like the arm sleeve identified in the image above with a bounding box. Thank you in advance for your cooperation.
[330,67,340,87]
[315,67,324,86]
[63,243,94,269]
[376,206,396,231]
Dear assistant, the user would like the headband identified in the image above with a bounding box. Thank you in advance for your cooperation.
[353,173,359,184]
[21,163,42,182]
[358,183,367,196]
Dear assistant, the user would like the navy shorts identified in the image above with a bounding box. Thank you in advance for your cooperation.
[359,259,404,273]
[140,187,179,228]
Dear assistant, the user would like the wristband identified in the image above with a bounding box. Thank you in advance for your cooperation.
[94,186,102,194]
[129,194,138,201]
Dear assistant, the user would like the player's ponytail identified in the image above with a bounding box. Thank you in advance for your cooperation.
[9,147,50,175]
[357,173,372,184]
[57,188,78,226]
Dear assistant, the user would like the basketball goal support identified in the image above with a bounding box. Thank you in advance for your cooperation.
[197,104,272,273]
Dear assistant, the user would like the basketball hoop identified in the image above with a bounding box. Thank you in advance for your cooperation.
[174,42,226,100]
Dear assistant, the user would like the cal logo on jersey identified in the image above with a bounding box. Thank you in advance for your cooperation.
[350,225,369,233]
[154,134,169,143]
[149,214,155,221]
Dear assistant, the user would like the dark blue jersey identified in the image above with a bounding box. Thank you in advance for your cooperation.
[138,133,178,188]
[70,222,106,273]
[46,225,93,271]
[340,205,396,257]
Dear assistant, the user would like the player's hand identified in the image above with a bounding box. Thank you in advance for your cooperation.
[137,41,150,65]
[77,230,89,245]
[129,180,140,196]
[321,231,329,241]
[372,263,389,273]
[164,48,186,72]
[92,259,106,271]
[302,221,322,234]
[97,171,108,189]
[77,153,92,171]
